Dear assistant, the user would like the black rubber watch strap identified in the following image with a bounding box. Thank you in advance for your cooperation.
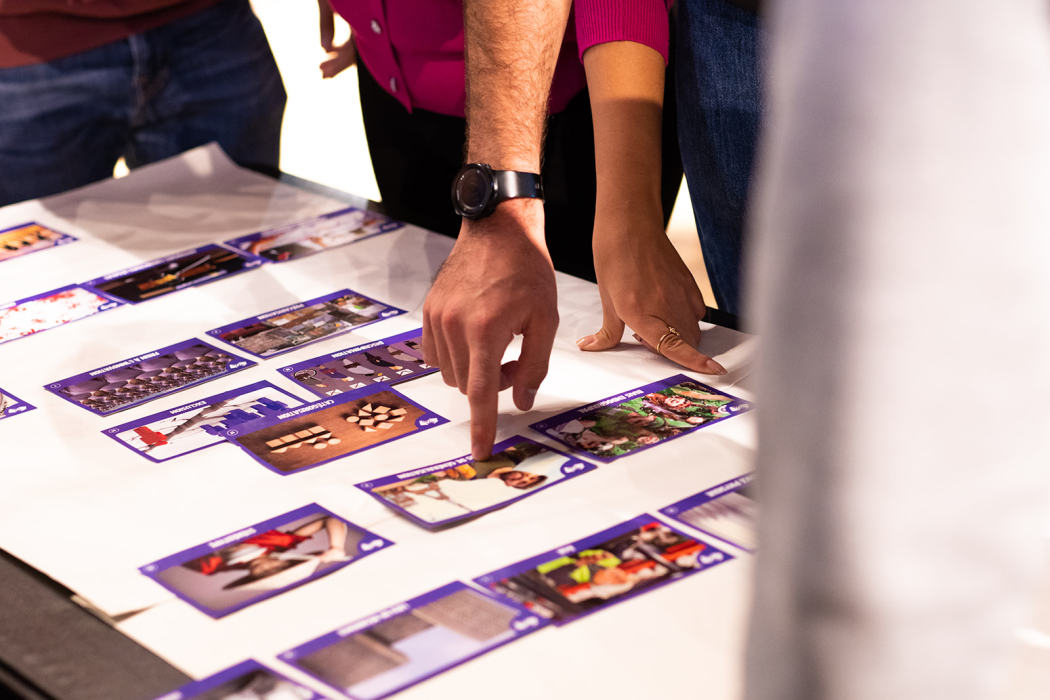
[493,170,544,202]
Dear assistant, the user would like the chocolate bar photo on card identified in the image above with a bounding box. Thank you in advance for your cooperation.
[223,387,447,476]
[206,290,404,360]
[475,515,733,625]
[82,244,262,304]
[225,206,404,263]
[152,659,324,700]
[531,374,752,462]
[357,436,596,529]
[278,328,435,399]
[0,222,76,263]
[140,504,392,619]
[660,473,757,552]
[280,581,547,700]
[103,380,306,463]
[0,387,35,422]
[45,339,256,416]
[0,284,122,346]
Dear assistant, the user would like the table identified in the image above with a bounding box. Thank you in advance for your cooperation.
[0,145,757,699]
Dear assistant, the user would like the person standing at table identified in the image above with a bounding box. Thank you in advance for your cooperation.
[0,0,286,207]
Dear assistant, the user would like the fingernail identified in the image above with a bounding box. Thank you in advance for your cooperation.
[576,336,590,347]
[706,359,728,375]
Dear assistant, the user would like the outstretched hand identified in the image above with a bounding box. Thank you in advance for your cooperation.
[423,200,558,460]
[317,0,357,78]
[578,222,726,375]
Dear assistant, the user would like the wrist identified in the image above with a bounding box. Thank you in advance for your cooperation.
[460,199,549,253]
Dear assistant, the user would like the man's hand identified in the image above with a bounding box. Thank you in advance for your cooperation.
[423,200,558,460]
[317,0,356,78]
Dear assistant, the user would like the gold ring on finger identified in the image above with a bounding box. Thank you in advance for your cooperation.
[655,326,681,356]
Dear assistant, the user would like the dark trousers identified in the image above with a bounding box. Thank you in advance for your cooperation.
[358,59,682,282]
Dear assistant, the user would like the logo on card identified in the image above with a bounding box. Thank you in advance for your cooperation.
[556,545,576,556]
[699,551,725,566]
[512,615,540,632]
[360,538,386,552]
[561,462,586,475]
[99,302,120,311]
[8,406,26,414]
[418,417,439,426]
[228,361,248,369]
[227,429,239,437]
[380,310,398,318]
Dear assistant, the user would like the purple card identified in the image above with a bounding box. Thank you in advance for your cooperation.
[530,374,752,462]
[1,284,123,346]
[82,244,263,304]
[223,386,448,476]
[152,659,324,700]
[140,503,392,619]
[206,289,405,360]
[660,473,757,552]
[103,380,307,463]
[45,338,256,416]
[474,514,733,625]
[0,222,76,263]
[224,206,404,263]
[278,328,436,399]
[0,387,35,422]
[356,436,597,530]
[280,581,547,700]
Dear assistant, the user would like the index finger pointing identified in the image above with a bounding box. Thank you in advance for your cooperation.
[466,339,507,460]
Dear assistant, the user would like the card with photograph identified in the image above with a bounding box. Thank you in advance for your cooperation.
[206,290,404,360]
[1,284,123,346]
[0,222,76,263]
[0,387,35,422]
[530,374,752,462]
[225,207,403,263]
[280,581,547,700]
[45,339,256,416]
[83,244,263,304]
[141,504,392,619]
[278,329,435,399]
[153,659,324,700]
[103,381,307,463]
[357,436,596,530]
[223,387,447,476]
[660,473,757,552]
[474,515,733,625]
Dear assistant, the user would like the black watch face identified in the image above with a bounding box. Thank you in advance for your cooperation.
[454,166,494,217]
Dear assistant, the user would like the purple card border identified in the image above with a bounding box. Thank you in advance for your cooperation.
[529,373,752,463]
[102,380,307,464]
[0,283,124,347]
[205,289,406,360]
[0,387,36,422]
[223,385,449,476]
[659,472,756,553]
[140,503,393,619]
[355,435,597,530]
[152,659,324,700]
[474,513,735,626]
[0,221,77,263]
[278,327,437,398]
[224,206,405,263]
[279,580,548,700]
[44,337,257,417]
[81,243,264,305]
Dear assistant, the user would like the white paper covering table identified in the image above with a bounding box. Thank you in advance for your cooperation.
[0,145,757,700]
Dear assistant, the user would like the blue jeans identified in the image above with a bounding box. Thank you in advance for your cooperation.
[676,0,761,317]
[0,0,286,207]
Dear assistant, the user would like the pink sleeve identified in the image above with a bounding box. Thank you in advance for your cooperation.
[574,0,672,64]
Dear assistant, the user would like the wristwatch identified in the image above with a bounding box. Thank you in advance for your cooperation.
[451,162,544,220]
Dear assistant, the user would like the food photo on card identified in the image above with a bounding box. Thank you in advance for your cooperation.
[474,515,733,625]
[278,328,435,399]
[45,339,256,416]
[660,473,758,552]
[279,581,547,700]
[223,387,447,475]
[206,289,404,360]
[0,387,35,422]
[103,381,307,463]
[152,659,324,700]
[0,222,76,262]
[530,374,752,462]
[82,244,263,304]
[356,436,597,529]
[225,206,403,263]
[140,504,392,619]
[0,284,123,345]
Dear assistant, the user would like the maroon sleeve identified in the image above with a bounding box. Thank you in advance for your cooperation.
[574,0,672,64]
